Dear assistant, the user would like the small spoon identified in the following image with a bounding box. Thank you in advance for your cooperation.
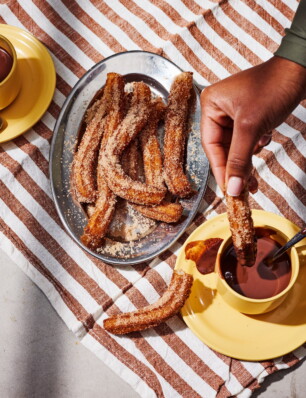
[265,227,306,266]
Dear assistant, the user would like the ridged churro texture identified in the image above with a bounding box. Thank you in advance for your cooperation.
[164,71,194,198]
[226,190,257,267]
[72,73,125,203]
[81,74,126,248]
[100,82,166,205]
[103,270,193,334]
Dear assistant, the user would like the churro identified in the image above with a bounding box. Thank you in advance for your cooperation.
[226,189,256,267]
[81,74,126,248]
[164,72,194,198]
[100,82,166,205]
[104,270,193,334]
[72,73,124,203]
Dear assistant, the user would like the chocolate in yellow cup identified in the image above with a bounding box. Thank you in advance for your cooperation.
[215,223,299,315]
[0,34,21,109]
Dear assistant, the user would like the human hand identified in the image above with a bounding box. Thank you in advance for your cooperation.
[200,56,306,196]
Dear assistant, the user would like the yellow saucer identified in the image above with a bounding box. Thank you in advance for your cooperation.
[0,24,56,142]
[175,210,306,361]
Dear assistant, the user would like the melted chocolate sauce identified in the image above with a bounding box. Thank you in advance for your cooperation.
[0,47,13,82]
[221,236,291,299]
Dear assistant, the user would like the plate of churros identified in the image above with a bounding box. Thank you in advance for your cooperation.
[50,51,209,265]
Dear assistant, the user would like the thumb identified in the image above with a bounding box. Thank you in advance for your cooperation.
[226,120,259,196]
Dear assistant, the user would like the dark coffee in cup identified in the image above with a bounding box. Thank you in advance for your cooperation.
[0,46,13,82]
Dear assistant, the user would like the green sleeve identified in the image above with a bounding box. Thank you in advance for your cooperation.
[274,0,306,67]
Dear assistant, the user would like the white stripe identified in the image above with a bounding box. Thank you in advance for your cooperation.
[0,164,126,301]
[81,334,157,398]
[45,0,113,58]
[195,17,251,70]
[1,141,52,199]
[171,0,198,21]
[180,28,231,79]
[265,141,306,188]
[215,4,273,61]
[103,0,166,48]
[165,318,244,394]
[232,0,283,44]
[162,42,210,86]
[0,6,79,87]
[132,0,180,34]
[266,0,299,15]
[277,123,306,148]
[253,157,306,221]
[258,0,292,28]
[292,105,306,123]
[21,0,94,70]
[192,0,217,9]
[76,0,140,50]
[0,198,100,314]
[143,329,218,397]
[23,130,50,162]
[251,190,282,215]
[0,230,86,337]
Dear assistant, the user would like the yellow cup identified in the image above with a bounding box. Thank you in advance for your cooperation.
[0,34,21,109]
[215,224,299,315]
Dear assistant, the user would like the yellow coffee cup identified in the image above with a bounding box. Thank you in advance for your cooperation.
[0,34,21,109]
[215,224,299,315]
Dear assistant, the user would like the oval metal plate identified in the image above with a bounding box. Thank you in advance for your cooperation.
[50,51,209,265]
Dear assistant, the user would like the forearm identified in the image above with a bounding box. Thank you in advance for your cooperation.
[275,0,306,69]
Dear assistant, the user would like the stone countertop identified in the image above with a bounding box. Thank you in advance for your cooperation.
[1,248,306,398]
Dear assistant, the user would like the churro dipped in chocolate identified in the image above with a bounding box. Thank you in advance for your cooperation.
[104,270,193,334]
[100,82,166,205]
[226,188,257,267]
[163,72,194,198]
[72,73,124,203]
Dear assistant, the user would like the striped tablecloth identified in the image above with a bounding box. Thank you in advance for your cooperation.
[1,1,306,397]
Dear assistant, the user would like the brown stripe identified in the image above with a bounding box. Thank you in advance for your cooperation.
[0,219,95,330]
[203,4,263,67]
[90,0,160,53]
[261,360,279,374]
[61,0,126,54]
[56,74,73,98]
[31,0,102,62]
[0,219,163,395]
[8,3,86,79]
[149,0,188,27]
[120,0,171,40]
[224,1,279,53]
[216,355,260,392]
[243,0,286,36]
[282,352,299,367]
[253,170,305,227]
[272,129,306,172]
[155,322,231,395]
[0,180,112,307]
[90,324,165,397]
[267,0,295,22]
[180,0,205,15]
[12,135,49,178]
[167,34,220,83]
[257,148,306,207]
[187,22,240,75]
[129,331,203,397]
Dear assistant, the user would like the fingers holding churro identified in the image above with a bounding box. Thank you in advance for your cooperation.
[225,189,257,267]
